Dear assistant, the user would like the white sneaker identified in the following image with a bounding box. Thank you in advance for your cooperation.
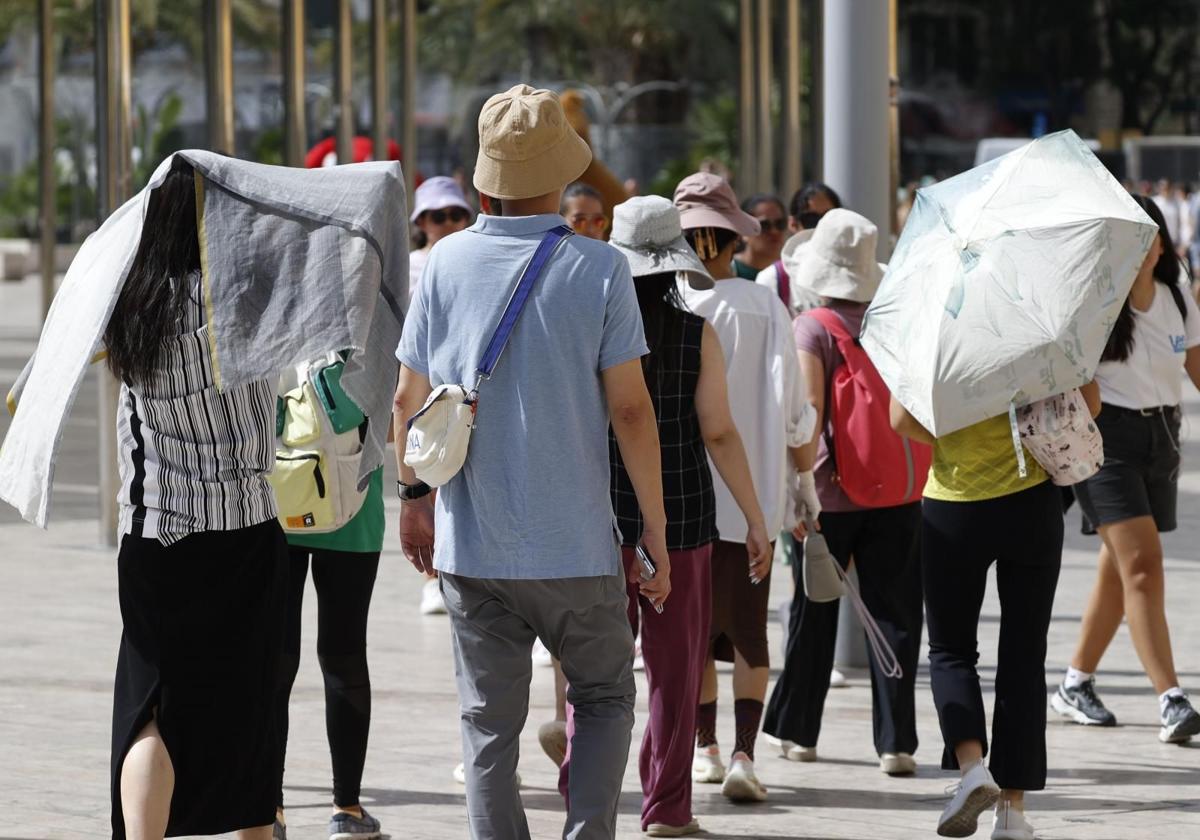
[786,744,817,762]
[453,762,521,787]
[938,764,1001,837]
[537,720,567,767]
[644,818,701,837]
[531,638,554,667]
[691,744,725,783]
[420,578,447,615]
[830,668,848,688]
[880,752,917,776]
[721,751,767,802]
[991,800,1036,840]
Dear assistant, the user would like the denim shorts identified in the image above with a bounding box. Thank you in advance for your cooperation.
[1074,404,1182,534]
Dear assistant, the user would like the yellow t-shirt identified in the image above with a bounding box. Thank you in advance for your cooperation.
[923,414,1048,503]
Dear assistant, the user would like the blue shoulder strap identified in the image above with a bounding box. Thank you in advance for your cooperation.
[475,224,573,380]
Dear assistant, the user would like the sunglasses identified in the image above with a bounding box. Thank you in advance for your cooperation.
[570,213,609,230]
[755,218,788,233]
[425,207,470,225]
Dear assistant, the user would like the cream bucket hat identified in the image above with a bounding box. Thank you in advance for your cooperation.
[789,208,885,303]
[608,196,713,290]
[473,84,593,201]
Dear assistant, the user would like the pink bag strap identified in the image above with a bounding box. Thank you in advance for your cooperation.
[834,563,903,679]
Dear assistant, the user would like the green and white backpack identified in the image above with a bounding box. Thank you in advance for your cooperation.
[270,353,369,533]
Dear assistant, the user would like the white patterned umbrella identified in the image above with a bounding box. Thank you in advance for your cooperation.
[861,130,1157,437]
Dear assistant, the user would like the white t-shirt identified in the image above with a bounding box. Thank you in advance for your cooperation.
[408,247,430,303]
[680,278,817,540]
[1095,280,1200,409]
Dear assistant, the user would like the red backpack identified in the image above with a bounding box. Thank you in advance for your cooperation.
[803,308,931,507]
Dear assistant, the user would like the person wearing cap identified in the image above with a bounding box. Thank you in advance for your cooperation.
[754,182,843,317]
[673,172,817,803]
[392,84,670,840]
[408,176,474,306]
[761,209,925,779]
[588,195,771,835]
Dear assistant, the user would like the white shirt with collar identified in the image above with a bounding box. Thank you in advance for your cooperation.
[681,276,817,541]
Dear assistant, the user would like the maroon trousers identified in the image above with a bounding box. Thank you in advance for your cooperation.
[559,544,712,829]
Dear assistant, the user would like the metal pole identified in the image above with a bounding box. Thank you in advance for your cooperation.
[822,0,889,258]
[370,0,388,161]
[334,0,354,164]
[756,0,773,193]
[38,0,56,322]
[95,0,133,547]
[888,0,900,248]
[282,0,307,166]
[811,0,824,181]
[738,0,757,195]
[401,0,417,199]
[782,0,802,202]
[204,0,235,154]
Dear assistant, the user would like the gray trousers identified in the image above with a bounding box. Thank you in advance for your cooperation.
[440,570,635,840]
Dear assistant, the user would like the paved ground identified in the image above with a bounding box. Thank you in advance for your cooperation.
[1,274,1198,839]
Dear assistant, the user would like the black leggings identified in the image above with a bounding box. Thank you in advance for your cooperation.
[922,481,1062,791]
[277,546,380,809]
[764,503,924,755]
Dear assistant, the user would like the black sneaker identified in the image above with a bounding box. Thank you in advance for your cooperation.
[1160,694,1200,744]
[1051,679,1117,726]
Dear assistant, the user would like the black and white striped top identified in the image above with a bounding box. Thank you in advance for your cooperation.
[609,311,717,550]
[116,273,277,545]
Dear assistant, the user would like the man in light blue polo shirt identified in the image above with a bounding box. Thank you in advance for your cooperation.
[392,84,672,840]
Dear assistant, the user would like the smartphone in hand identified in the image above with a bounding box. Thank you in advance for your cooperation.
[635,543,664,614]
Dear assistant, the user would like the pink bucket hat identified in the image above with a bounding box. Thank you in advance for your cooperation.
[673,172,761,236]
[410,176,473,222]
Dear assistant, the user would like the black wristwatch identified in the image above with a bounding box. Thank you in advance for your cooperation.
[397,479,433,501]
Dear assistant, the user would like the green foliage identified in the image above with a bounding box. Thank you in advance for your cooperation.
[133,92,185,190]
[647,92,739,197]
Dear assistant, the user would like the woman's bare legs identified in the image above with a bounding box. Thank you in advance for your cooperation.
[1071,541,1126,673]
[120,718,174,840]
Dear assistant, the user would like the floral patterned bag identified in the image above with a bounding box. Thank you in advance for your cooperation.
[1015,388,1104,487]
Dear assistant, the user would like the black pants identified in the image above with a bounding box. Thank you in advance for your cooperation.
[763,503,924,755]
[276,546,380,809]
[922,481,1062,791]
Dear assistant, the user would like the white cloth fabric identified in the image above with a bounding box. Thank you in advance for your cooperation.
[1,150,409,528]
[680,279,817,540]
[1095,281,1200,409]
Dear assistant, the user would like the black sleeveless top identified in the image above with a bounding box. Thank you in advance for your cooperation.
[609,311,718,550]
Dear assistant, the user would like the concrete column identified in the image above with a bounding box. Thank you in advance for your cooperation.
[204,0,235,154]
[282,0,306,167]
[400,0,417,200]
[782,0,803,201]
[822,0,890,258]
[95,0,133,547]
[38,0,55,322]
[334,0,354,164]
[738,0,757,196]
[370,0,389,161]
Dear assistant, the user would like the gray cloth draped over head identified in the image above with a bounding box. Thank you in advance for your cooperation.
[0,150,409,527]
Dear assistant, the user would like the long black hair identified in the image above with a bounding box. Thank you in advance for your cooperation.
[788,182,842,228]
[103,158,202,384]
[1100,193,1188,363]
[634,271,690,391]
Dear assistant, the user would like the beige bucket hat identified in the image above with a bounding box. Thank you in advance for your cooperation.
[673,172,761,236]
[473,84,594,201]
[789,208,885,303]
[609,196,713,290]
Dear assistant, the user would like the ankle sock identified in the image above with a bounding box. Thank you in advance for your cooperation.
[1160,686,1186,715]
[733,698,764,761]
[696,700,717,748]
[1064,666,1093,690]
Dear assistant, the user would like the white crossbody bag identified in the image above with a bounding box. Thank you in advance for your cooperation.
[404,225,573,486]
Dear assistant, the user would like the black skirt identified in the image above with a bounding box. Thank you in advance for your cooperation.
[112,519,288,838]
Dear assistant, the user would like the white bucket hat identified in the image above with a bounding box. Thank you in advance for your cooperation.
[608,196,713,290]
[789,208,884,303]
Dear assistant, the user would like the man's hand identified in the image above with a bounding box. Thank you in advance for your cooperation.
[746,521,772,584]
[637,524,672,610]
[399,495,436,574]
